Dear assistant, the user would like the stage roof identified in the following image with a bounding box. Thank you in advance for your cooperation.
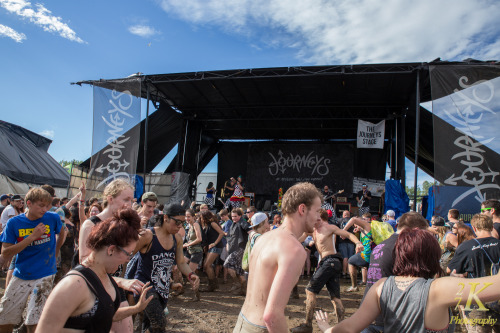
[76,59,498,178]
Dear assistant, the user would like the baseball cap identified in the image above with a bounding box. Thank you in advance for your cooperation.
[250,212,268,228]
[386,210,395,217]
[0,194,9,201]
[327,209,333,218]
[164,203,185,217]
[11,194,22,201]
[142,192,158,202]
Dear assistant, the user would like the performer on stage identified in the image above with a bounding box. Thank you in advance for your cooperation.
[226,176,245,209]
[204,182,216,209]
[322,186,333,200]
[356,184,372,216]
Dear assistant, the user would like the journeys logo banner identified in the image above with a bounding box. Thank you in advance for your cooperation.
[246,143,353,195]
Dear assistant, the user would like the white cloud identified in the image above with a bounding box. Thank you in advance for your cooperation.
[0,0,85,43]
[39,129,54,139]
[156,0,500,64]
[0,23,26,42]
[128,24,160,38]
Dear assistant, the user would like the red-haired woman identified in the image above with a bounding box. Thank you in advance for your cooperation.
[316,228,500,333]
[36,209,152,333]
[77,179,142,333]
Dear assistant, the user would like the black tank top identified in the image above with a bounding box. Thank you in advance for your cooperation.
[205,222,223,248]
[135,227,177,303]
[63,265,121,333]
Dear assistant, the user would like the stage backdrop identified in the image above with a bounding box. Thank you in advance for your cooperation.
[246,143,353,195]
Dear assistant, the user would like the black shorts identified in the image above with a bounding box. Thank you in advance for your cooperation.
[306,254,342,299]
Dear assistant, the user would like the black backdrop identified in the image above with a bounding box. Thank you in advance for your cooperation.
[246,143,353,195]
[217,142,387,209]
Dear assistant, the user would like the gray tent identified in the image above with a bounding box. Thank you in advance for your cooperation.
[0,120,69,188]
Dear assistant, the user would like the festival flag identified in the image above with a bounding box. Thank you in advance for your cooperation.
[430,65,500,205]
[88,78,142,190]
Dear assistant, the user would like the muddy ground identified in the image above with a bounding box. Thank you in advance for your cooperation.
[0,274,363,332]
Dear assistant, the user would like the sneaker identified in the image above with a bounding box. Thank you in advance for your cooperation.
[358,281,366,286]
[291,323,313,333]
[345,286,359,292]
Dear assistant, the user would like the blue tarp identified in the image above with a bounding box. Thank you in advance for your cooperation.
[385,180,410,219]
[426,185,480,223]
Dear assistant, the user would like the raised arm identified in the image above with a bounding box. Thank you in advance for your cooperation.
[343,217,371,233]
[331,225,363,251]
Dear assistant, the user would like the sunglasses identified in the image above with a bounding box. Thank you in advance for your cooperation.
[116,246,134,258]
[481,207,493,212]
[171,217,184,226]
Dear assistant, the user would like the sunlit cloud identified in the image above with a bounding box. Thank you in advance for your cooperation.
[0,0,85,43]
[39,129,54,139]
[157,0,500,64]
[128,24,160,38]
[0,23,26,42]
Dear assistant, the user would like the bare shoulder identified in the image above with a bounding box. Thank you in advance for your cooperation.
[174,232,183,243]
[53,272,90,298]
[81,219,95,229]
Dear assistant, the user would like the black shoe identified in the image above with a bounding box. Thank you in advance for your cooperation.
[291,323,313,333]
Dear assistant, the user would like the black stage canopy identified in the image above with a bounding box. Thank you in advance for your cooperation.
[76,59,499,189]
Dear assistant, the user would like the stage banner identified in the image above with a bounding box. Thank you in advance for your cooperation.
[428,185,479,223]
[246,143,353,195]
[357,120,385,149]
[88,78,142,190]
[430,65,500,207]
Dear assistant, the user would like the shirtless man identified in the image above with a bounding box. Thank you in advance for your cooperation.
[292,209,363,333]
[234,182,323,333]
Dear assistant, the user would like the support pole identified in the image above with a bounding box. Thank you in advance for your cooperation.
[143,83,150,190]
[413,70,421,211]
[194,129,202,203]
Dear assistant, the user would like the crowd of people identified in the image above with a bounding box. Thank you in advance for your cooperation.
[0,181,499,333]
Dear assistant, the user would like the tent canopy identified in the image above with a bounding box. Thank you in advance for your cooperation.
[77,59,497,182]
[0,120,69,188]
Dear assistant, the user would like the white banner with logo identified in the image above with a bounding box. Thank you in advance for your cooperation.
[357,120,385,149]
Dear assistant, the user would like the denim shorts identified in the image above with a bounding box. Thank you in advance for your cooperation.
[348,252,369,268]
[338,242,355,259]
[187,251,204,265]
[208,246,223,254]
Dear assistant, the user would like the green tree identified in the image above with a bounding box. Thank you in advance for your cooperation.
[59,160,83,173]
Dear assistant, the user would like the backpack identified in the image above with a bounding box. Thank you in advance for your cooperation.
[242,233,260,272]
[473,239,500,314]
[473,239,500,276]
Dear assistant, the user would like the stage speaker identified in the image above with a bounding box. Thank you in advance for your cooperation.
[334,203,351,217]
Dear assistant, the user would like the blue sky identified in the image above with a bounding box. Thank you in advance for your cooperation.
[1,0,499,186]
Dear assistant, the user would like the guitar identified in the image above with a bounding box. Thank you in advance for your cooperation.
[218,197,229,209]
[324,189,344,202]
[357,188,371,207]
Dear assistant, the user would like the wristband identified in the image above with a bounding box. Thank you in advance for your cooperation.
[188,272,195,281]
